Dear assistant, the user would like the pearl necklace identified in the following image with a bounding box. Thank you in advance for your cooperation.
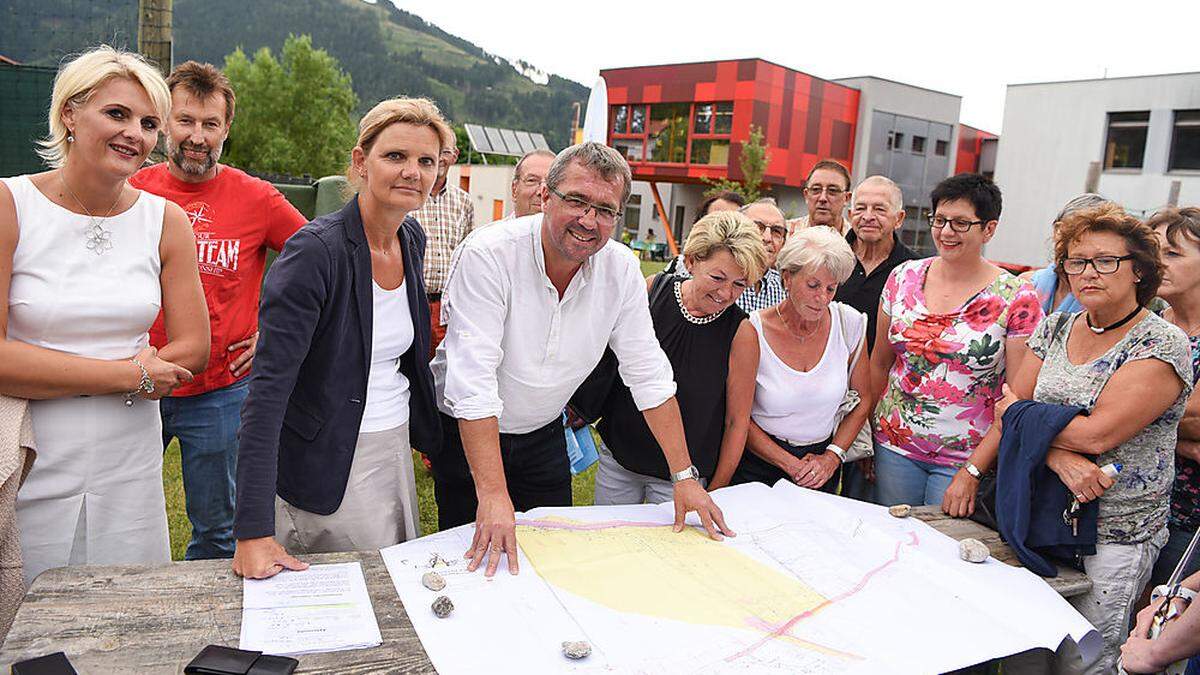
[674,281,726,325]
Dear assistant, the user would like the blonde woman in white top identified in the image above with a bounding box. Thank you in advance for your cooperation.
[0,46,208,582]
[732,226,871,491]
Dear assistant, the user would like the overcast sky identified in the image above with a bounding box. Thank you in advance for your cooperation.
[395,0,1199,133]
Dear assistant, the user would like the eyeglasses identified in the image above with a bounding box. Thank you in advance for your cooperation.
[754,220,788,239]
[804,185,846,198]
[928,214,984,232]
[517,176,543,187]
[549,187,622,224]
[1061,255,1135,276]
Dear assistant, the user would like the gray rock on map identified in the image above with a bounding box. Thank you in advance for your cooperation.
[888,504,912,518]
[959,538,990,563]
[432,595,454,618]
[421,571,446,591]
[562,640,592,660]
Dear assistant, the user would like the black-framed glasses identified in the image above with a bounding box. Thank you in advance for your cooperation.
[804,185,846,198]
[928,214,984,232]
[754,220,788,239]
[549,187,622,224]
[1061,255,1135,276]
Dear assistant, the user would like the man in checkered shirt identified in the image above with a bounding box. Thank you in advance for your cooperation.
[411,144,475,353]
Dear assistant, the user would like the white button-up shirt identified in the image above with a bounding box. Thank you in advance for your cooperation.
[431,214,676,435]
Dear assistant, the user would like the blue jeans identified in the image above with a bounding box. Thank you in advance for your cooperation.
[160,378,249,560]
[1150,523,1200,587]
[874,447,957,507]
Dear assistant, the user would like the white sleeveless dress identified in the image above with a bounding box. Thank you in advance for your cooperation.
[3,175,171,584]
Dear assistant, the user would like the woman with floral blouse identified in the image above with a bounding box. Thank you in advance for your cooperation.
[870,174,1042,514]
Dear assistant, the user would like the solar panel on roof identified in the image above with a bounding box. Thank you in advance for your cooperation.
[464,124,554,156]
[464,124,493,154]
[498,128,521,154]
[513,130,535,153]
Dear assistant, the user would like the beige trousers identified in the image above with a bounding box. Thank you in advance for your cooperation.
[275,424,419,553]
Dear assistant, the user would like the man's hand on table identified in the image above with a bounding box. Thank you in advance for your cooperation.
[233,536,308,579]
[466,492,519,577]
[673,478,735,541]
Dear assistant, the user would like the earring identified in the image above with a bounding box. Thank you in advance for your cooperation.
[67,133,75,143]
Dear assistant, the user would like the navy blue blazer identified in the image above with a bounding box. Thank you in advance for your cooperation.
[234,197,440,540]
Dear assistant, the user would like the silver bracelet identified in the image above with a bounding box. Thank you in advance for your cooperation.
[124,358,154,407]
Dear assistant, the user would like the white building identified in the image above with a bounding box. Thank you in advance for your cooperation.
[990,71,1200,266]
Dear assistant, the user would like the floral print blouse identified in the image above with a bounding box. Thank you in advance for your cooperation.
[1030,312,1192,545]
[874,258,1043,468]
[1170,335,1200,532]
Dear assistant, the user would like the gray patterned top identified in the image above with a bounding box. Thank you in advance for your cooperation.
[1028,311,1193,545]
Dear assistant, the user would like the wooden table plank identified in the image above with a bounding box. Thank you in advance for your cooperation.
[911,506,1092,598]
[0,511,1090,673]
[0,552,435,674]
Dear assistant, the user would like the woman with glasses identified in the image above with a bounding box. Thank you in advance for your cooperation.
[1146,207,1200,592]
[994,203,1191,674]
[870,174,1042,514]
[571,211,766,502]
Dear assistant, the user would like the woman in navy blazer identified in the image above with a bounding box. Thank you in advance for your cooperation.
[233,98,451,578]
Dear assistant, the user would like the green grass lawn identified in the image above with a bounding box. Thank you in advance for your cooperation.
[162,258,664,560]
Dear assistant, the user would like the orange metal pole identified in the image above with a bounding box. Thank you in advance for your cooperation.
[647,181,679,257]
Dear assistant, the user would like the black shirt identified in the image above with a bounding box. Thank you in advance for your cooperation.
[834,230,919,353]
[570,273,746,480]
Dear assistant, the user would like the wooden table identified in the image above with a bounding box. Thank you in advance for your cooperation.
[0,513,1090,673]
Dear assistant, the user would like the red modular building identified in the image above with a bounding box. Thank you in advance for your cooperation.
[602,59,997,257]
[956,124,999,177]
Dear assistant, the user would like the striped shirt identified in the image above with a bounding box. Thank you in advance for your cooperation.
[411,183,475,294]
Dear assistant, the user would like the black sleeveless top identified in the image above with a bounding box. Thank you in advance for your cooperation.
[570,273,746,480]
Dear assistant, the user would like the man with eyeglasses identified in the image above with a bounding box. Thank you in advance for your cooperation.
[431,142,733,577]
[411,144,475,354]
[789,160,852,235]
[735,198,788,312]
[506,149,556,219]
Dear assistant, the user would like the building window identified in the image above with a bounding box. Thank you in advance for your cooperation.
[887,131,905,151]
[624,194,642,234]
[610,101,733,166]
[1169,110,1200,171]
[1103,111,1150,170]
[912,135,926,154]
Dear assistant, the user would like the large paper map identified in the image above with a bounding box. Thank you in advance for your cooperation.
[381,482,1099,674]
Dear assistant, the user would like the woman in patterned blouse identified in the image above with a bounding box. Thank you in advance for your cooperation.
[995,203,1192,674]
[870,174,1042,515]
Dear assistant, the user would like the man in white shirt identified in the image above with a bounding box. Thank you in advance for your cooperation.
[787,160,851,235]
[431,142,732,576]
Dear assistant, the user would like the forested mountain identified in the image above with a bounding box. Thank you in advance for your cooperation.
[1,0,588,148]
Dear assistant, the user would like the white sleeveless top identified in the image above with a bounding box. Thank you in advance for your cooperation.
[360,279,414,433]
[749,303,862,445]
[4,175,164,359]
[3,174,170,584]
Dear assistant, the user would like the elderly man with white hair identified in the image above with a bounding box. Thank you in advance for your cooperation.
[833,175,918,500]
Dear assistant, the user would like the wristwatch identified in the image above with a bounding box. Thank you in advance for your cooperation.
[826,443,847,463]
[670,465,700,484]
[963,461,983,479]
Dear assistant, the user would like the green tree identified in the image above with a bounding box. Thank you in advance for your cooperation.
[703,124,771,202]
[222,34,358,177]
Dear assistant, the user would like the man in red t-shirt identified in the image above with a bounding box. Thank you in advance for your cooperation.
[131,61,306,560]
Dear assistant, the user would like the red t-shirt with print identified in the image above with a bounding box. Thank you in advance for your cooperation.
[131,163,307,396]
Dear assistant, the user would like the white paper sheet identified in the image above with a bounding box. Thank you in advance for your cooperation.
[239,562,382,656]
[381,482,1099,674]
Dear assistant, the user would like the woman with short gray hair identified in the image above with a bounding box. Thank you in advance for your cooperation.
[731,226,872,491]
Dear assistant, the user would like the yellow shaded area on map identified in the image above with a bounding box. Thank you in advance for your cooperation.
[516,519,826,631]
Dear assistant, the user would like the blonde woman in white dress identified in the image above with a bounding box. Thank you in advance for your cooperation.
[0,46,209,584]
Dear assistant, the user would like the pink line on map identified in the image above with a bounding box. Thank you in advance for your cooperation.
[726,530,921,662]
[515,518,668,531]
